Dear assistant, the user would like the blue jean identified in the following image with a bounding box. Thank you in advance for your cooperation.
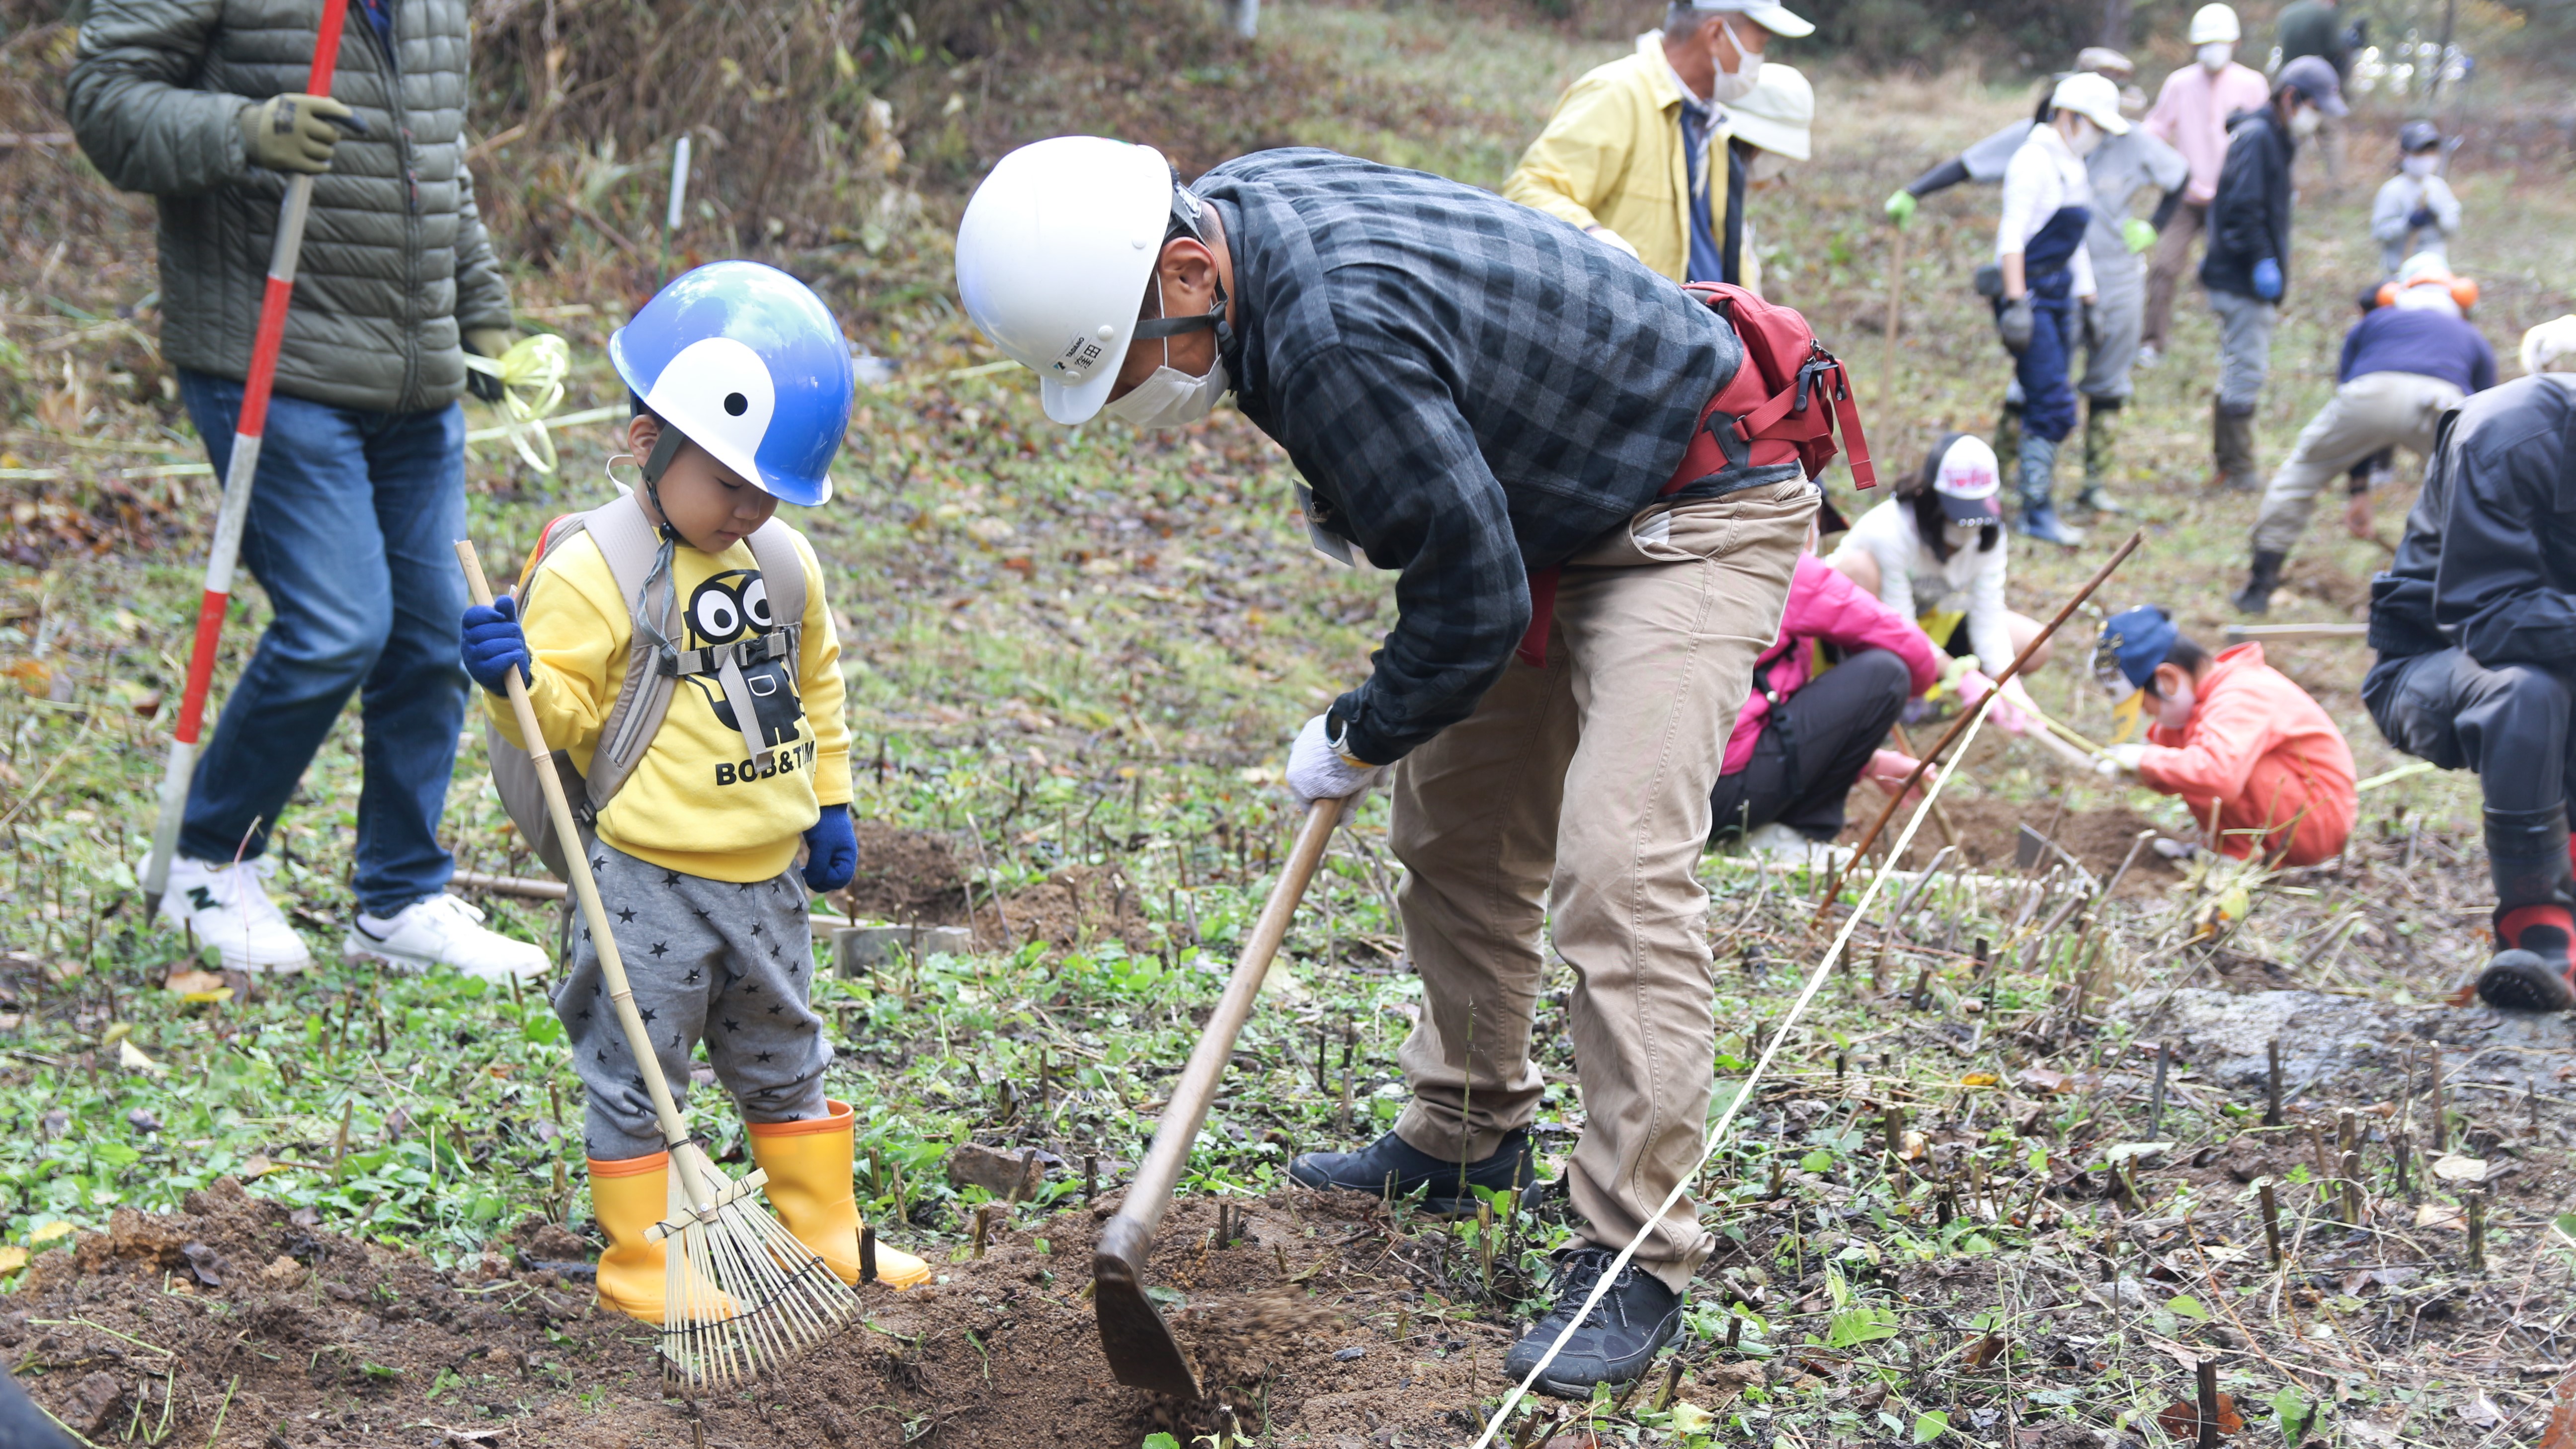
[178,370,471,916]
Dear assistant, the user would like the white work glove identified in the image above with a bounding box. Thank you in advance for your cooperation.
[1956,670,2036,736]
[2093,743,2149,778]
[1585,225,1640,260]
[1285,715,1385,808]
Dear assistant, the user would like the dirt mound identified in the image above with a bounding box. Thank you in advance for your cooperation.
[1853,797,2184,895]
[837,822,971,926]
[998,865,1167,954]
[9,1180,1517,1448]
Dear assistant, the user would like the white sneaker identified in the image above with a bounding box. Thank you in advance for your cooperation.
[2135,342,2161,370]
[344,893,549,982]
[158,856,314,973]
[1743,822,1854,870]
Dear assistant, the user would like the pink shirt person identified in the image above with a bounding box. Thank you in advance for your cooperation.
[2143,61,2271,204]
[1725,554,1940,776]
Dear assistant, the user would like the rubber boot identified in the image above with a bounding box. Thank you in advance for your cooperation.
[2013,433,2085,546]
[2232,548,2286,616]
[2210,400,2261,494]
[2074,396,2128,515]
[747,1099,933,1289]
[1993,399,2023,497]
[2478,806,2576,1011]
[590,1151,674,1323]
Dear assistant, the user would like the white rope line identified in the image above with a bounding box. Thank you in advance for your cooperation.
[1469,693,1999,1448]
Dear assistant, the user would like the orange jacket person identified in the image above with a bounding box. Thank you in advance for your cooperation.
[2092,606,2355,865]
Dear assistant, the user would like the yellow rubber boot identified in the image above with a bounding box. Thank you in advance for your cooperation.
[748,1100,933,1289]
[587,1151,671,1323]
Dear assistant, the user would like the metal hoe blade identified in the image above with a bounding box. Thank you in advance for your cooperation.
[1091,797,1342,1395]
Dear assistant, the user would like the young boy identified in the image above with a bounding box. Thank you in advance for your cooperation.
[2093,605,2356,865]
[458,261,929,1321]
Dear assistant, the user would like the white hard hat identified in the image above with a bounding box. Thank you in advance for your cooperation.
[2050,72,2131,134]
[1725,62,1813,160]
[956,136,1179,426]
[2188,3,2241,45]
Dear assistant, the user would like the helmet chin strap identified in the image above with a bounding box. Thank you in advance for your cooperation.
[633,419,690,659]
[1131,281,1231,351]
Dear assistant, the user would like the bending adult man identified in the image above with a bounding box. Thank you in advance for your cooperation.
[1503,0,1812,286]
[957,139,1820,1395]
[2199,55,2346,495]
[2235,253,2494,614]
[68,0,540,978]
[2364,318,2576,1013]
[2138,4,2270,365]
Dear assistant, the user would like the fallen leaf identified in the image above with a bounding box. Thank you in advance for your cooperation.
[242,1153,274,1178]
[2431,1153,2488,1184]
[1960,1071,2000,1087]
[2414,1203,2467,1232]
[5,658,51,698]
[2539,1381,2576,1449]
[1963,1333,2008,1368]
[28,1221,73,1246]
[2456,1392,2502,1428]
[2105,1141,2174,1165]
[178,1241,223,1288]
[1668,1401,1714,1433]
[2155,1392,2245,1440]
[116,1039,165,1075]
[163,967,227,996]
[0,1246,25,1276]
[2344,1415,2404,1447]
[2017,1066,2070,1094]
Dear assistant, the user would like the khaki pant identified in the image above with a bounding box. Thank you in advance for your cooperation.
[2139,198,2208,353]
[1387,480,1814,1293]
[2251,370,2462,555]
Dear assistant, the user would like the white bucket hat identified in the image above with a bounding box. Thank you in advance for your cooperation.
[1725,62,1814,160]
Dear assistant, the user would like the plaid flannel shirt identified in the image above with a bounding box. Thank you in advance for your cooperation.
[1195,149,1746,765]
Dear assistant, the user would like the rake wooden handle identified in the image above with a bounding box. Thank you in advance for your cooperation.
[457,540,709,1208]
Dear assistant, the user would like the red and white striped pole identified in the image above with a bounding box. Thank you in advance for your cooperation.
[143,0,351,911]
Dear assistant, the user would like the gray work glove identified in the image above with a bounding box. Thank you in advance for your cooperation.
[238,92,356,174]
[1997,297,2035,354]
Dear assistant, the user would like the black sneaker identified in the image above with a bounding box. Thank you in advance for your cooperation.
[1502,1246,1683,1398]
[1287,1128,1536,1215]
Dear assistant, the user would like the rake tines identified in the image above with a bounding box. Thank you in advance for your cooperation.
[654,1147,861,1392]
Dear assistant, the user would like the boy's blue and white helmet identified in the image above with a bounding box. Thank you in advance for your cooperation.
[609,261,853,507]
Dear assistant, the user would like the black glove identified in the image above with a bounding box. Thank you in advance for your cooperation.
[2408,205,2438,231]
[1997,297,2035,354]
[462,326,514,405]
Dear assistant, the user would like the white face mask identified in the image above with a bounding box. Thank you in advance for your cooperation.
[1101,338,1229,429]
[2289,105,2322,139]
[1706,19,1763,104]
[2401,153,2438,178]
[1748,150,1791,183]
[2062,115,2104,158]
[2197,42,2233,71]
[2153,678,2196,730]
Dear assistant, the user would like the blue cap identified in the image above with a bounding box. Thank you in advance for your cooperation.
[2096,606,2178,692]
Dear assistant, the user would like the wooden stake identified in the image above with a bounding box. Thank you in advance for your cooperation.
[2392,1128,2413,1201]
[1650,1354,1687,1413]
[2464,1192,2486,1273]
[2195,1358,2222,1449]
[859,1225,878,1285]
[2149,1042,2170,1139]
[2264,1038,2284,1126]
[1085,1152,1099,1203]
[2259,1182,2282,1267]
[2426,1045,2447,1153]
[2339,1149,2363,1226]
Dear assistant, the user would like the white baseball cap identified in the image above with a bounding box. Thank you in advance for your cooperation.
[2050,72,2131,135]
[1678,0,1815,39]
[1932,436,2003,523]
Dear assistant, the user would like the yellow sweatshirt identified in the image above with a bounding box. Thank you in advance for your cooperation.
[491,525,851,883]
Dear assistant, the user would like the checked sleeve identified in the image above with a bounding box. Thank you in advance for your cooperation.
[1270,347,1533,767]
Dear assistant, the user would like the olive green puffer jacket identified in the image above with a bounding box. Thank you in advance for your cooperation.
[66,0,512,415]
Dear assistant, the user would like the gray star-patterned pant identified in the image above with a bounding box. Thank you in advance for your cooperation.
[552,841,833,1161]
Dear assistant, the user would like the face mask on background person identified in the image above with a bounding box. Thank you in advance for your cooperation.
[2290,104,2322,139]
[2197,42,2233,70]
[1748,150,1791,183]
[2402,153,2438,178]
[2062,114,2104,158]
[1707,19,1764,104]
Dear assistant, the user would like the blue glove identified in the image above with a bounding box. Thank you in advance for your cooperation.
[2251,257,2284,301]
[2407,205,2438,231]
[802,804,856,893]
[461,595,532,696]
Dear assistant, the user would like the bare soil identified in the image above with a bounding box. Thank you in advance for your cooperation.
[1850,796,2185,895]
[7,1179,1523,1449]
[835,823,971,928]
